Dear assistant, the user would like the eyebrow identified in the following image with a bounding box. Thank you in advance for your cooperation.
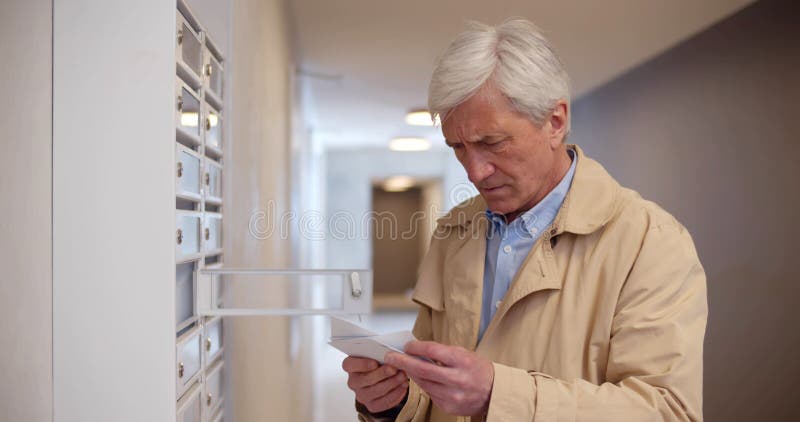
[445,133,507,147]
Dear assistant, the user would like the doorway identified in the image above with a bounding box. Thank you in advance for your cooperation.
[370,178,442,309]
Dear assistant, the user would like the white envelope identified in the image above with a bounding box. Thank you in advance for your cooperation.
[328,317,417,364]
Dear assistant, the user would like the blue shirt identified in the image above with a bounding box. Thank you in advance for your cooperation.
[478,148,577,340]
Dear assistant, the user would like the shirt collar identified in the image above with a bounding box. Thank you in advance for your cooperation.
[486,148,577,236]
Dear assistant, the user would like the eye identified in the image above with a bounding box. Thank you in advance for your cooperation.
[486,137,508,148]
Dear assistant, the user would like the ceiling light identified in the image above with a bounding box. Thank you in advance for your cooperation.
[389,137,431,152]
[405,110,439,126]
[382,175,416,192]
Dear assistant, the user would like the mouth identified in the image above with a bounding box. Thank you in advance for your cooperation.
[481,185,506,194]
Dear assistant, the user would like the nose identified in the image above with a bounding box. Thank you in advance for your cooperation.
[461,149,495,185]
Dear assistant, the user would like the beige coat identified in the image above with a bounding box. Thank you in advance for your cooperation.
[360,145,707,422]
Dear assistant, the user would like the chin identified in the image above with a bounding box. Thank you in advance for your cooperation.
[483,198,518,216]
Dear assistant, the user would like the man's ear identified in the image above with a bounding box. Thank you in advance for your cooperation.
[547,101,569,148]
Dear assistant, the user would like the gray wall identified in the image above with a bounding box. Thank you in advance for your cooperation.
[570,0,799,419]
[0,1,53,421]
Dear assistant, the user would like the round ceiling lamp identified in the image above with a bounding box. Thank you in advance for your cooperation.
[405,109,440,126]
[389,137,431,152]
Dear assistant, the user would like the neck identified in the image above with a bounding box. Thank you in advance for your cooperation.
[504,147,572,223]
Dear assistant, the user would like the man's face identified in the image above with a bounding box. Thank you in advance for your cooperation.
[442,84,569,218]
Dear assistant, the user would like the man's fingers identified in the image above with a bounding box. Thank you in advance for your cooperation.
[410,376,445,395]
[385,350,453,384]
[358,371,408,402]
[349,364,399,390]
[342,356,380,373]
[405,341,463,367]
[364,380,409,414]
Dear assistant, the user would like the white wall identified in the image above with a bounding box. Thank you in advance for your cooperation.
[52,1,176,420]
[0,1,53,421]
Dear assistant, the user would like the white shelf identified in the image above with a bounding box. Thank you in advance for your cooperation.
[204,89,223,112]
[204,196,222,206]
[177,0,202,34]
[204,143,223,159]
[176,315,200,333]
[204,32,224,63]
[177,59,203,91]
[177,125,202,148]
[177,253,204,265]
[177,192,202,202]
[203,248,224,257]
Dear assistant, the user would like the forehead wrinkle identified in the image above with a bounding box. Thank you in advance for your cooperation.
[453,120,483,144]
[446,114,508,145]
[468,118,509,143]
[444,85,515,144]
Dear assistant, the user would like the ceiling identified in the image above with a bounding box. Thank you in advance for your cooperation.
[289,0,755,150]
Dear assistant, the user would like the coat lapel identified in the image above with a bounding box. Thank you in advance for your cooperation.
[477,236,562,349]
[443,215,487,351]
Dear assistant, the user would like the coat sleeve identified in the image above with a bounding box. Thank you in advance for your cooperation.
[486,223,708,422]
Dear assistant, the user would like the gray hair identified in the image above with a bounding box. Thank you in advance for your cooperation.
[428,18,570,133]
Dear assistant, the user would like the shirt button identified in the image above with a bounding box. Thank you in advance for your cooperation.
[495,300,502,309]
[530,227,538,235]
[503,245,512,254]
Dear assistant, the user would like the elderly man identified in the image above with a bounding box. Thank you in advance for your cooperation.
[343,19,707,421]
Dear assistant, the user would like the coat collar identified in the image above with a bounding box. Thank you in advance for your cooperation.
[435,144,620,237]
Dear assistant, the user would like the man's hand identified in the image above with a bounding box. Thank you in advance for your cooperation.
[385,341,494,417]
[342,356,409,414]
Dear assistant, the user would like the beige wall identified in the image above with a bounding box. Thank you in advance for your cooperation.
[571,0,799,419]
[0,1,52,421]
[225,0,309,420]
